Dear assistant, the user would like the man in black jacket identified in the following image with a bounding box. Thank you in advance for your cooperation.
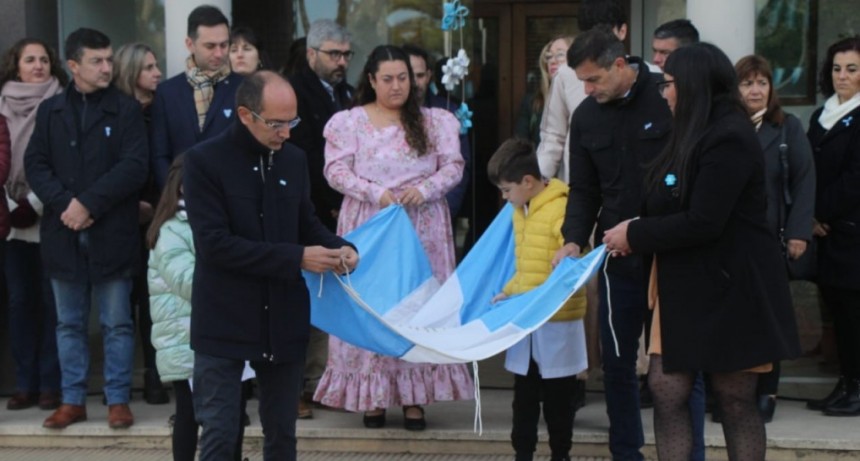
[553,29,672,461]
[287,19,354,418]
[25,28,148,430]
[184,71,358,461]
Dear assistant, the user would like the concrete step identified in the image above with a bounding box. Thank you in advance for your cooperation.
[0,390,857,460]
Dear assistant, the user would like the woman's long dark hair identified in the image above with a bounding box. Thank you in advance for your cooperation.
[646,42,745,201]
[146,154,185,250]
[0,38,68,90]
[355,45,429,156]
[230,26,274,71]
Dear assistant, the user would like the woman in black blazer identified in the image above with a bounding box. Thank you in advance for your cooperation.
[804,36,860,417]
[603,43,800,460]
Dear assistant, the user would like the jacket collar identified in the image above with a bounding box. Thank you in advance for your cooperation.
[229,118,275,158]
[608,56,652,107]
[527,178,568,214]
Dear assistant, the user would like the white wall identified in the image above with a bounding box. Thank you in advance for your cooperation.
[164,0,231,77]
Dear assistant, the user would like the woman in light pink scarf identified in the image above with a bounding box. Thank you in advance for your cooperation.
[0,38,66,412]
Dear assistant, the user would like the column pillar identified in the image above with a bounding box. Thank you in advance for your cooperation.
[687,0,755,64]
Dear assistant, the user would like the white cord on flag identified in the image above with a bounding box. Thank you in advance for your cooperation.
[472,360,482,435]
[602,252,621,358]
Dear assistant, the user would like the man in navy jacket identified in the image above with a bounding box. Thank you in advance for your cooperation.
[25,28,148,430]
[184,71,358,461]
[150,5,241,189]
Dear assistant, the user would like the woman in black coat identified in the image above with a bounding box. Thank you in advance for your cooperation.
[804,36,860,417]
[603,43,800,460]
[735,54,816,422]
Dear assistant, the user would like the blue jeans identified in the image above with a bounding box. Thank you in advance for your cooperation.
[7,240,60,393]
[51,277,134,405]
[194,352,304,461]
[598,270,647,461]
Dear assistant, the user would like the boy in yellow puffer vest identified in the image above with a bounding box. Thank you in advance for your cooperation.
[488,138,587,461]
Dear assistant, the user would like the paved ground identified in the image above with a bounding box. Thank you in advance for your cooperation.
[0,449,611,461]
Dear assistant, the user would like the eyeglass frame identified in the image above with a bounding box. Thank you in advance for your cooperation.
[248,109,301,131]
[313,48,355,61]
[542,52,567,64]
[657,79,675,93]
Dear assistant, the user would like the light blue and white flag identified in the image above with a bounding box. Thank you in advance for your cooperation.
[306,204,607,364]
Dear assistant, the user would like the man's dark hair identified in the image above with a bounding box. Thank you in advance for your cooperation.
[567,27,626,69]
[65,28,111,63]
[487,138,541,185]
[402,44,430,69]
[236,70,286,113]
[653,19,700,46]
[577,0,626,32]
[187,5,229,40]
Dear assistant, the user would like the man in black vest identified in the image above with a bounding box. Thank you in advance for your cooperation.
[287,19,355,418]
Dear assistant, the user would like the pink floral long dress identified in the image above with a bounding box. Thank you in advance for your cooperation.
[313,106,474,412]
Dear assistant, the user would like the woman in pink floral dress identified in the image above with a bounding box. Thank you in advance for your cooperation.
[314,45,473,430]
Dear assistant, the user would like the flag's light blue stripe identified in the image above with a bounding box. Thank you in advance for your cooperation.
[307,204,607,363]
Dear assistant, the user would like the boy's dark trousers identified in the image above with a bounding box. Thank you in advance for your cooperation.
[511,358,577,461]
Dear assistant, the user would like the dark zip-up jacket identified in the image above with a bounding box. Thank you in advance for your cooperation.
[562,57,672,276]
[184,121,353,363]
[24,84,148,283]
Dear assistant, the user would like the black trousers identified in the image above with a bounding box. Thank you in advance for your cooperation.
[172,380,247,461]
[819,285,860,379]
[511,358,577,458]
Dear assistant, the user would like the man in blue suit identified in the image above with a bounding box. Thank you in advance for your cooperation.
[150,5,242,189]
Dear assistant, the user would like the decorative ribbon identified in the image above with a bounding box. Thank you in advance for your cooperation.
[441,0,469,31]
[455,103,473,135]
[441,49,470,92]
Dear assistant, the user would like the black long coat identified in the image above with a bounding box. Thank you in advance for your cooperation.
[184,121,353,363]
[288,68,354,231]
[24,85,148,283]
[807,104,860,289]
[627,103,801,373]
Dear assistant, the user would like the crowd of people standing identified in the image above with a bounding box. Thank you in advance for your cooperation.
[0,1,857,461]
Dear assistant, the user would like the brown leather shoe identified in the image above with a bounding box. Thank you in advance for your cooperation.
[38,391,62,410]
[43,404,87,429]
[108,404,134,429]
[7,392,38,410]
[298,397,313,419]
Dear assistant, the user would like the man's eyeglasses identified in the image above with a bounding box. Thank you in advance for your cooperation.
[314,48,354,61]
[657,80,674,93]
[250,110,301,131]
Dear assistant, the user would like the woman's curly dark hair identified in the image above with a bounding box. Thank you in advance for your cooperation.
[355,45,429,156]
[0,38,68,91]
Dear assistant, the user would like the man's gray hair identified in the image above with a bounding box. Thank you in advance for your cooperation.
[306,19,351,49]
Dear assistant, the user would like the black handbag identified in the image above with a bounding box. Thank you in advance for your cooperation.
[777,125,817,281]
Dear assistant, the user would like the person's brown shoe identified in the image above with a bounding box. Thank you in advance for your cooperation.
[108,404,134,429]
[38,391,62,410]
[43,404,87,429]
[7,392,38,410]
[298,397,313,419]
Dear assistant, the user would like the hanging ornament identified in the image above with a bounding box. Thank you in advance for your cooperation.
[441,49,470,92]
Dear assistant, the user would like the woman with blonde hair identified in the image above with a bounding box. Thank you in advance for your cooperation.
[515,36,574,145]
[112,42,168,405]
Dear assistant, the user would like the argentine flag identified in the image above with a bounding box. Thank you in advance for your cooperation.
[306,204,607,364]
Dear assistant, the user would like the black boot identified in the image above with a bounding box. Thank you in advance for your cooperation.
[823,378,860,417]
[757,395,776,423]
[807,376,847,411]
[144,369,170,405]
[572,378,586,412]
